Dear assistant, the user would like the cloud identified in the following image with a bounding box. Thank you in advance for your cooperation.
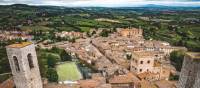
[0,0,200,7]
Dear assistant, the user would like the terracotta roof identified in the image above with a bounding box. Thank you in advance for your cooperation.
[137,72,158,80]
[96,84,112,88]
[154,80,177,88]
[139,80,157,88]
[109,72,140,84]
[154,61,161,67]
[0,78,14,88]
[44,83,79,88]
[133,51,157,58]
[7,42,32,48]
[78,79,100,88]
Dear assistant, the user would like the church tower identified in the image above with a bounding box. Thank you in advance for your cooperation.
[6,42,43,88]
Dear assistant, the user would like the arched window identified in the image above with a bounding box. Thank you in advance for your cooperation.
[27,54,34,69]
[13,56,20,72]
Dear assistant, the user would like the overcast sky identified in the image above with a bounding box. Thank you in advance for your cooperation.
[0,0,200,7]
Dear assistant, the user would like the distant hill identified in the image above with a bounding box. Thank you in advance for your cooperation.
[142,4,169,8]
[142,4,200,8]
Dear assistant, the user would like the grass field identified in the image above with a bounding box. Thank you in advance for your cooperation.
[56,62,82,81]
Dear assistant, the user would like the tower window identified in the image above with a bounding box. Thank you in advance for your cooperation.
[140,69,142,72]
[13,56,20,72]
[140,61,143,64]
[27,54,34,69]
[147,60,150,64]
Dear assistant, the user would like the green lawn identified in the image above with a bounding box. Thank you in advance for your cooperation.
[56,62,82,81]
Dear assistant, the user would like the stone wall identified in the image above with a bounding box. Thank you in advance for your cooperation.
[178,54,200,88]
[6,44,43,88]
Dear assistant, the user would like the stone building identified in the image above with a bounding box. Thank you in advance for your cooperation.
[6,42,43,88]
[130,51,157,74]
[118,28,143,38]
[130,51,171,81]
[178,52,200,88]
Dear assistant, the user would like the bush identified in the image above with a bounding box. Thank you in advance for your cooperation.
[60,50,72,61]
[100,29,109,37]
[47,54,59,68]
[46,68,58,82]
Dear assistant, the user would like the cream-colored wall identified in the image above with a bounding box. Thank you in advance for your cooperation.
[131,57,155,74]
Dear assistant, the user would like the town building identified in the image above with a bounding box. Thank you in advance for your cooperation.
[55,31,84,38]
[108,72,140,88]
[117,28,143,38]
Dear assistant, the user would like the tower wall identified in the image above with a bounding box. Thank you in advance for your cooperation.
[6,43,43,88]
[178,53,200,88]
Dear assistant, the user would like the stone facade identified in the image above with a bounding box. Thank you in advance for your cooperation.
[6,42,43,88]
[131,51,158,74]
[118,28,143,38]
[178,52,200,88]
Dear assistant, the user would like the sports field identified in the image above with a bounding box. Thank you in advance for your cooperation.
[56,62,82,81]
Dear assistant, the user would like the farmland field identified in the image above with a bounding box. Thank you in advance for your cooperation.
[56,62,82,81]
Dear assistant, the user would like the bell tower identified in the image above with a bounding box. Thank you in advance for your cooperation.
[6,42,43,88]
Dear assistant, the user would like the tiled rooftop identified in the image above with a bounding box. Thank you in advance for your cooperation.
[109,72,139,84]
[7,42,32,48]
[154,61,161,67]
[133,51,157,58]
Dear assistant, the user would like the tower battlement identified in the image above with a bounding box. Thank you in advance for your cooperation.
[7,42,32,48]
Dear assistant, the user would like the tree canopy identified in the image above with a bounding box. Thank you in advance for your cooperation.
[46,68,58,82]
[170,50,185,72]
[47,54,59,68]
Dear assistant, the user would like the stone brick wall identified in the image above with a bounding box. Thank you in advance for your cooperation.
[6,44,43,88]
[178,55,200,88]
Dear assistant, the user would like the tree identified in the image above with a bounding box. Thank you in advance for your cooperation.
[86,31,91,37]
[100,29,109,37]
[126,54,132,60]
[60,50,72,61]
[170,50,185,72]
[69,38,76,43]
[38,53,47,77]
[91,31,96,35]
[51,47,62,54]
[46,68,58,82]
[169,73,179,81]
[47,54,58,68]
[112,27,117,32]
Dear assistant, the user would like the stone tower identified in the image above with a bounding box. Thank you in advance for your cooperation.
[6,42,43,88]
[178,52,200,88]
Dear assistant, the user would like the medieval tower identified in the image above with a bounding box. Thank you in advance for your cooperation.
[6,42,43,88]
[178,52,200,88]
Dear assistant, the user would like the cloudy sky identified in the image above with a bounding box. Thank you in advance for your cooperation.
[0,0,200,7]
